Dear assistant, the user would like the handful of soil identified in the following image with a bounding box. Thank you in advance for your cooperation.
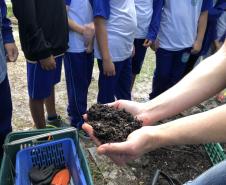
[87,104,142,144]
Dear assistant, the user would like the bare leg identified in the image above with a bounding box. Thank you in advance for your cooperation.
[29,98,45,129]
[44,86,57,118]
[131,74,136,91]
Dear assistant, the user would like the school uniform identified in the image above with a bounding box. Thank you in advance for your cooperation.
[184,1,225,75]
[132,0,162,75]
[91,0,137,104]
[0,0,14,155]
[64,0,94,128]
[149,0,213,99]
[11,0,68,100]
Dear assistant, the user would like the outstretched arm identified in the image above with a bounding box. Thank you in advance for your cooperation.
[143,41,226,125]
[91,103,226,165]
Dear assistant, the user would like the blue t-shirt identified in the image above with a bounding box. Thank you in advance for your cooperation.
[135,0,153,39]
[91,0,137,62]
[65,0,93,53]
[157,0,213,51]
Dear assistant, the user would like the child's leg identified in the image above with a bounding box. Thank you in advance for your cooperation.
[149,48,174,99]
[0,75,12,155]
[116,58,132,100]
[29,98,45,129]
[27,61,56,128]
[131,39,148,90]
[64,52,93,128]
[97,60,120,104]
[169,48,191,88]
[45,57,62,119]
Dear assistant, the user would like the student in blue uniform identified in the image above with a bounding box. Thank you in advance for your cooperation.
[0,0,18,156]
[131,0,162,91]
[149,0,213,100]
[90,0,137,104]
[64,0,94,128]
[184,0,226,75]
[11,0,69,129]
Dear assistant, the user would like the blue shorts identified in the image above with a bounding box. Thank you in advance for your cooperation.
[27,57,63,100]
[132,39,148,75]
[97,58,132,104]
[150,48,191,99]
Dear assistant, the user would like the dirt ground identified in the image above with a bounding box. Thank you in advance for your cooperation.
[8,24,226,184]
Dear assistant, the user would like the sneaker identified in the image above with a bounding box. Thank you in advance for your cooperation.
[46,115,69,128]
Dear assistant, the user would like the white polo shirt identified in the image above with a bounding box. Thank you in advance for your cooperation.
[158,0,211,51]
[66,0,93,53]
[92,0,137,62]
[134,0,153,39]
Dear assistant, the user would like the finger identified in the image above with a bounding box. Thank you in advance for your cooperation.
[112,70,116,76]
[191,49,196,54]
[106,100,120,109]
[143,39,148,46]
[83,114,88,121]
[41,64,47,70]
[136,113,152,126]
[82,123,101,146]
[107,100,123,110]
[143,40,151,47]
[8,54,14,62]
[97,142,130,155]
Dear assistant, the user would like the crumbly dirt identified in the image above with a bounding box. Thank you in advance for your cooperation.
[87,104,142,143]
[130,145,211,185]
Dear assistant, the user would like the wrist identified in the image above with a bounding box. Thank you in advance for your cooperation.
[80,26,85,35]
[144,126,164,151]
[142,102,164,125]
[103,56,111,63]
[195,38,203,44]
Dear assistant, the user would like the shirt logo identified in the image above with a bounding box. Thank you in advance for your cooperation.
[191,0,198,6]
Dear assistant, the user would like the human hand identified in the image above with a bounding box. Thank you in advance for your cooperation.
[39,55,56,70]
[108,100,150,125]
[214,40,223,51]
[191,40,202,54]
[82,124,158,166]
[132,45,135,57]
[4,43,18,62]
[83,23,95,41]
[143,39,153,48]
[103,58,116,76]
[150,40,159,52]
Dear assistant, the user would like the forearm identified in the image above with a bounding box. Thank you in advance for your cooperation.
[151,104,226,150]
[143,42,226,124]
[196,11,208,43]
[94,17,110,61]
[68,19,84,35]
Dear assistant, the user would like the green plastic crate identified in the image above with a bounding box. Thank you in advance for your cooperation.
[204,143,226,165]
[0,128,93,185]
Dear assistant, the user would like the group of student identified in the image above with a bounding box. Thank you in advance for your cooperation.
[0,0,225,156]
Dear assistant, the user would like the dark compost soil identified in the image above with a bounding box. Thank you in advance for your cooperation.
[130,145,211,185]
[87,104,142,144]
